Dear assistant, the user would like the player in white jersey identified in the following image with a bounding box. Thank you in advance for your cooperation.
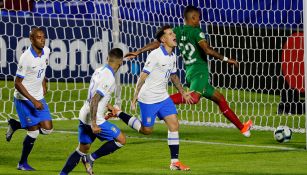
[5,28,53,171]
[59,48,125,175]
[107,25,193,171]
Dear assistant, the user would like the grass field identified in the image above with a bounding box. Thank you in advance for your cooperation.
[0,120,307,175]
[1,81,307,174]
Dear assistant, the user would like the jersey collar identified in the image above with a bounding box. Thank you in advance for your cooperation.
[30,45,44,58]
[105,64,115,76]
[160,44,174,56]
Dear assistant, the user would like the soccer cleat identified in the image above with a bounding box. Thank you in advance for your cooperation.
[81,155,94,175]
[170,161,190,171]
[17,162,35,171]
[6,118,20,142]
[240,119,253,137]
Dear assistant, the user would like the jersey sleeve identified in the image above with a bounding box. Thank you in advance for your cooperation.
[193,28,207,43]
[96,77,114,97]
[15,54,28,78]
[142,52,157,74]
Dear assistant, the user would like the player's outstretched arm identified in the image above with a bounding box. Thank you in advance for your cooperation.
[170,74,193,104]
[198,40,239,68]
[125,40,160,60]
[131,72,148,110]
[90,93,102,133]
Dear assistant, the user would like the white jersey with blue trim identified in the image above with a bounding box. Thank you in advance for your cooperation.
[79,65,116,125]
[14,46,50,100]
[138,45,177,104]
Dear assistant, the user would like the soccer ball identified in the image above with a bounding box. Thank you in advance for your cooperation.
[274,126,292,143]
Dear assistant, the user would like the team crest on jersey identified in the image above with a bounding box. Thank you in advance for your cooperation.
[146,117,151,124]
[26,117,32,124]
[199,32,205,39]
[111,127,117,133]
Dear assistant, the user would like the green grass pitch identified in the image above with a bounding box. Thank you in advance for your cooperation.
[0,81,307,174]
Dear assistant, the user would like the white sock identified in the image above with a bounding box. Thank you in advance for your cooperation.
[128,117,142,132]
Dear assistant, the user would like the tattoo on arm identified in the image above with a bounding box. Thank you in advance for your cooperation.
[90,93,102,124]
[133,73,148,100]
[170,74,184,94]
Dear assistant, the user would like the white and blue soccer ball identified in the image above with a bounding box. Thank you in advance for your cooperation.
[274,126,292,143]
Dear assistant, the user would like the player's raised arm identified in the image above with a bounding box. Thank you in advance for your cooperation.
[131,72,148,110]
[198,39,239,68]
[125,40,160,59]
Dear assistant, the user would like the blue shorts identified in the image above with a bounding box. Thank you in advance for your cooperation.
[78,120,121,145]
[14,98,52,128]
[138,97,177,127]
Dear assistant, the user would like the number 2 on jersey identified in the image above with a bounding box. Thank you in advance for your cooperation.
[179,43,196,64]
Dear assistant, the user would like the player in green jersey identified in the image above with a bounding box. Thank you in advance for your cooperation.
[125,5,252,137]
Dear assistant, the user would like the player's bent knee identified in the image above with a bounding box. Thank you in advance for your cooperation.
[141,128,153,135]
[39,128,53,135]
[27,130,39,138]
[76,144,91,155]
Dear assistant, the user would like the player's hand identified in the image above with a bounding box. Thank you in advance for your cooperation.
[107,104,120,116]
[124,51,140,60]
[182,91,194,104]
[91,124,101,134]
[227,58,239,68]
[33,100,44,110]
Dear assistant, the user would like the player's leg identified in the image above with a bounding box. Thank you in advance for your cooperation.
[17,125,39,171]
[82,122,125,174]
[14,98,42,171]
[36,99,53,135]
[60,121,95,175]
[7,98,26,142]
[207,89,252,137]
[159,98,190,171]
[170,73,204,104]
[6,118,22,142]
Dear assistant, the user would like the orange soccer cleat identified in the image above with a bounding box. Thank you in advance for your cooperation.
[170,161,190,171]
[240,119,253,137]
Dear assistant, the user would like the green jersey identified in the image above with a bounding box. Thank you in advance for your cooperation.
[173,25,208,66]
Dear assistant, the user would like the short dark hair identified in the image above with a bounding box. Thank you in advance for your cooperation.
[155,25,172,42]
[30,27,45,38]
[108,48,123,60]
[183,5,200,19]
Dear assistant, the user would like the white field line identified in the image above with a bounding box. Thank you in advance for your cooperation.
[53,130,304,151]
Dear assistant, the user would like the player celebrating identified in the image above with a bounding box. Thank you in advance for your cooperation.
[7,27,53,171]
[59,48,126,175]
[107,25,192,171]
[125,5,252,137]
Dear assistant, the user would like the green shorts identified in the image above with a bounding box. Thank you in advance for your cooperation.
[186,64,215,98]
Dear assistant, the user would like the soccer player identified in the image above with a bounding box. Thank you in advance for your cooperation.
[59,48,126,175]
[107,25,192,171]
[6,27,53,171]
[125,5,252,137]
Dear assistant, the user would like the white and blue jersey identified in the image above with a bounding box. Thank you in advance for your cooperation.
[138,45,178,127]
[14,46,50,100]
[14,46,51,128]
[79,64,116,125]
[78,64,121,144]
[138,45,177,104]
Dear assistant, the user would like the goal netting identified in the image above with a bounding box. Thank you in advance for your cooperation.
[0,0,304,132]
